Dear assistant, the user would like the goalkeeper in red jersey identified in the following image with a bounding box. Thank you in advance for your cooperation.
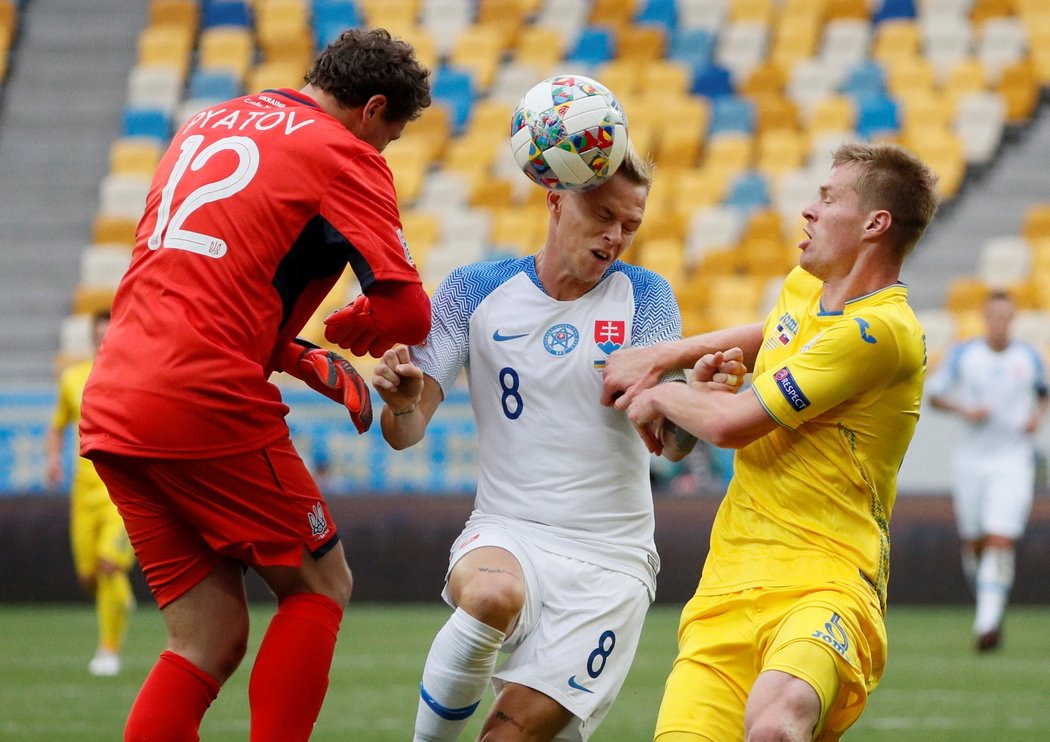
[80,29,431,741]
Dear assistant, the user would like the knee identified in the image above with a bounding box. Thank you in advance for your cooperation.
[457,577,525,634]
[745,708,816,742]
[214,628,250,683]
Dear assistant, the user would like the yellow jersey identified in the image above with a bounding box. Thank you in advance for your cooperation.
[699,267,926,609]
[53,359,109,506]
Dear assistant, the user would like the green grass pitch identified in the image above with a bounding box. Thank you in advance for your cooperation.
[1,603,1048,740]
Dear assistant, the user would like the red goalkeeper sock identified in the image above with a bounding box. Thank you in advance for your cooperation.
[248,593,344,742]
[125,650,220,742]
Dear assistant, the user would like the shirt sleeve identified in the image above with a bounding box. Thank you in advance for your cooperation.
[751,312,907,429]
[321,151,422,289]
[411,267,471,397]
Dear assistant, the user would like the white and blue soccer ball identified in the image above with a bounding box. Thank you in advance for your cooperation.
[509,74,629,192]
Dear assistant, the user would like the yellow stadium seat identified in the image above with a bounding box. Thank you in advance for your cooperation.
[998,60,1039,124]
[706,274,765,314]
[756,129,806,179]
[884,55,937,95]
[383,138,431,204]
[652,95,709,171]
[752,92,800,134]
[824,0,869,21]
[635,210,685,244]
[73,287,118,316]
[970,0,1015,25]
[637,239,688,291]
[451,25,508,91]
[402,104,451,163]
[904,128,966,199]
[873,19,920,64]
[514,25,565,69]
[490,206,543,254]
[945,276,990,313]
[943,58,989,109]
[137,24,194,77]
[595,59,643,99]
[807,95,856,136]
[729,0,774,24]
[771,15,821,70]
[92,214,139,247]
[109,137,163,175]
[644,60,691,96]
[589,0,640,30]
[248,61,308,93]
[1022,204,1050,241]
[198,26,254,82]
[740,60,786,97]
[148,0,198,33]
[361,0,418,35]
[617,24,666,62]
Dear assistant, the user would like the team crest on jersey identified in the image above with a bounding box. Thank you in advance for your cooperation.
[593,320,625,355]
[543,323,580,356]
[396,227,414,266]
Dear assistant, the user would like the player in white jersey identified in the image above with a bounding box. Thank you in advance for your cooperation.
[372,149,742,741]
[927,291,1049,651]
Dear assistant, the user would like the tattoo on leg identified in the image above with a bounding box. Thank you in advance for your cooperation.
[477,567,516,577]
[495,710,525,732]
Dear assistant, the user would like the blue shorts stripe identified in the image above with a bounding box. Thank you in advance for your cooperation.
[419,682,480,721]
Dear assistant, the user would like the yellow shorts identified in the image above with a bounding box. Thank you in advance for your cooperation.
[70,484,135,579]
[655,582,886,742]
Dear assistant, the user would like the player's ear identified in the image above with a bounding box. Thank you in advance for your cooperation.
[548,192,563,217]
[866,209,892,238]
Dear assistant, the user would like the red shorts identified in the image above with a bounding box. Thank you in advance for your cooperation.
[91,437,339,608]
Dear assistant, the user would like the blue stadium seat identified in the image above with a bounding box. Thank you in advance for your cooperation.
[636,0,677,34]
[691,62,734,99]
[874,0,916,23]
[725,171,769,211]
[855,93,900,139]
[567,26,615,67]
[121,106,171,142]
[709,95,754,134]
[312,0,361,50]
[431,65,475,135]
[841,60,886,99]
[188,69,242,100]
[669,28,716,76]
[201,0,251,29]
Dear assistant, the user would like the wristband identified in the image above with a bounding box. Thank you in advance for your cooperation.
[392,404,417,417]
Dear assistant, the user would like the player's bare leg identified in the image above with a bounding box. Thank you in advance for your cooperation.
[479,683,574,741]
[415,547,524,741]
[744,670,821,742]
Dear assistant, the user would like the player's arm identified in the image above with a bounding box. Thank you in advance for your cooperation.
[372,345,443,449]
[324,279,431,358]
[601,322,763,407]
[46,376,73,488]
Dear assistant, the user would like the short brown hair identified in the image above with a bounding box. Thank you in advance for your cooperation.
[832,142,940,258]
[305,28,431,122]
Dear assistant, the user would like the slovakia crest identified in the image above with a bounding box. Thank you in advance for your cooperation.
[593,320,625,355]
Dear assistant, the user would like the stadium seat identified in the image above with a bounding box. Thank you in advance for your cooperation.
[198,25,255,82]
[873,18,921,64]
[884,55,937,95]
[567,26,616,66]
[651,94,709,169]
[91,214,139,247]
[148,0,200,33]
[770,13,821,70]
[977,235,1031,289]
[676,0,728,30]
[514,25,566,70]
[635,0,677,33]
[431,65,476,135]
[756,128,807,179]
[773,167,818,227]
[1022,203,1050,241]
[725,170,769,211]
[450,25,508,91]
[787,58,847,111]
[807,95,856,136]
[256,0,313,66]
[79,244,132,290]
[921,14,974,80]
[98,174,151,219]
[691,62,735,99]
[874,0,917,23]
[616,24,667,62]
[716,21,769,86]
[121,105,172,142]
[187,68,242,101]
[841,60,887,98]
[976,16,1028,83]
[709,95,755,135]
[953,90,1005,166]
[821,19,873,68]
[684,203,746,266]
[588,0,640,29]
[668,27,717,75]
[905,127,966,198]
[108,137,163,175]
[248,60,308,92]
[126,64,184,114]
[201,0,252,28]
[997,60,1039,124]
[914,308,956,364]
[751,93,800,135]
[854,93,900,139]
[729,0,774,24]
[944,275,991,313]
[136,24,194,77]
[312,0,362,50]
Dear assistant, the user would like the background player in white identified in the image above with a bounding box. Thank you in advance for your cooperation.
[372,148,742,741]
[927,290,1048,651]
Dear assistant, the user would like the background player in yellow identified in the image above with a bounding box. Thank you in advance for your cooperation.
[46,310,135,676]
[601,143,940,741]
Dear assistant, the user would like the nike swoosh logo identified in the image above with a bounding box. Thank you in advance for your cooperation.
[567,675,593,694]
[493,330,529,342]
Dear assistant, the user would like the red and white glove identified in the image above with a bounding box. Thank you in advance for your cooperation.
[279,339,373,434]
[323,295,397,358]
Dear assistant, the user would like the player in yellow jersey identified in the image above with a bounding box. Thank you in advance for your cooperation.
[600,143,941,741]
[46,311,135,676]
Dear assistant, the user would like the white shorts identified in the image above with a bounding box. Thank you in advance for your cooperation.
[952,450,1035,540]
[443,522,653,742]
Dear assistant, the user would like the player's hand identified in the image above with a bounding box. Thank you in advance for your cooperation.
[281,340,373,433]
[602,344,670,410]
[45,457,62,489]
[689,347,747,392]
[323,295,397,358]
[372,346,423,417]
[625,387,665,455]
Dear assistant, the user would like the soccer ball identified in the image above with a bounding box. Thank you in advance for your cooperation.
[509,74,629,192]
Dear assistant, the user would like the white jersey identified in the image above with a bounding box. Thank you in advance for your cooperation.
[926,338,1048,458]
[412,255,683,595]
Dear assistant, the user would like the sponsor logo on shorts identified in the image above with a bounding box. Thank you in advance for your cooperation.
[567,675,593,694]
[307,502,330,540]
[774,367,811,411]
[812,612,850,659]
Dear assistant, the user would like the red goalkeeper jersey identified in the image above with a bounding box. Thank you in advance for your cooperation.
[81,89,423,458]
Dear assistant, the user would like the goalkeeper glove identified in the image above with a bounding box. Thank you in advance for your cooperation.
[279,339,373,434]
[323,295,397,358]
